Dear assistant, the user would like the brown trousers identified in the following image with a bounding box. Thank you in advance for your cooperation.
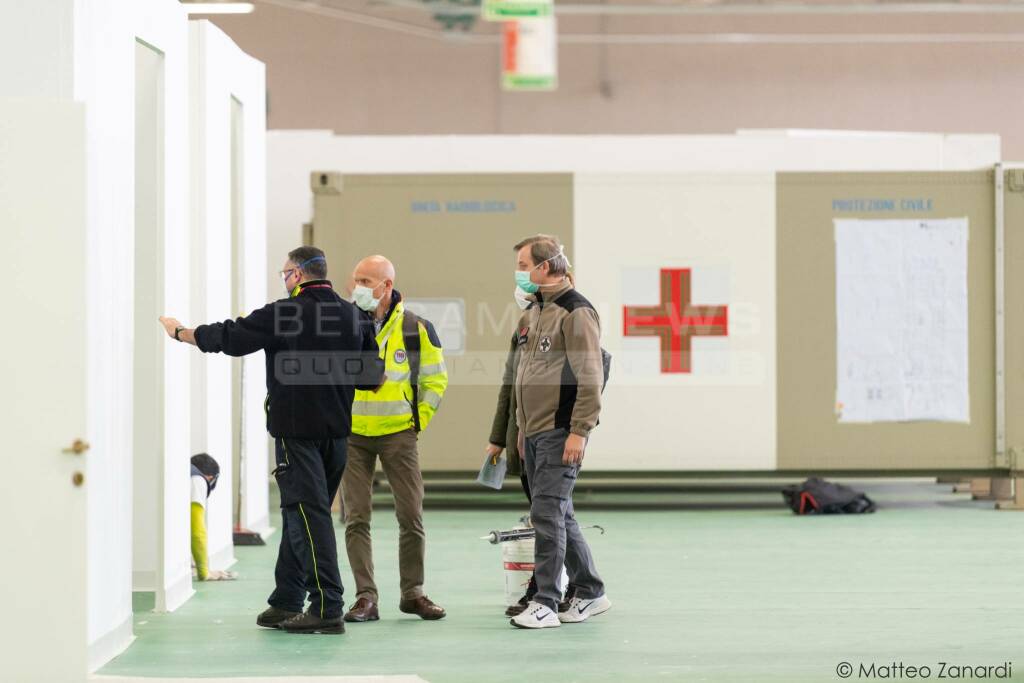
[341,428,425,601]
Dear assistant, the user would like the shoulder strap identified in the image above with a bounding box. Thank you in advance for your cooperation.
[402,310,422,432]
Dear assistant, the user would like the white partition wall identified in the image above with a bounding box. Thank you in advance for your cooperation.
[132,36,165,597]
[190,20,269,571]
[0,0,193,671]
[84,0,194,663]
[0,98,90,683]
[132,0,193,619]
[236,86,272,537]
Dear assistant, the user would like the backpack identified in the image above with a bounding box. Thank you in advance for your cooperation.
[600,348,612,393]
[782,478,876,515]
[402,310,426,433]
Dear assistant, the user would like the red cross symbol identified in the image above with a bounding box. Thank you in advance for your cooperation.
[622,268,729,374]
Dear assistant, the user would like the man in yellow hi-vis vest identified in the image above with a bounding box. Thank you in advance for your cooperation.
[341,255,448,623]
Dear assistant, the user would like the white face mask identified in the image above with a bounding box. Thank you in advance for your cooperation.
[352,284,382,312]
[514,286,533,310]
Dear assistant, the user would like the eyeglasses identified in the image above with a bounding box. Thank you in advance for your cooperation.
[279,268,297,281]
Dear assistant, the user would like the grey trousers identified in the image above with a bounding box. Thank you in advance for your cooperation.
[523,427,605,611]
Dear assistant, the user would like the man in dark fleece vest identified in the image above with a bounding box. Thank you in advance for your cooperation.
[160,246,384,635]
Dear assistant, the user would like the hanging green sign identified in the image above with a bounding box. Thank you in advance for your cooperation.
[484,0,553,21]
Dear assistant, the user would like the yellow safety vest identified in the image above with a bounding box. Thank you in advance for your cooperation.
[351,300,448,437]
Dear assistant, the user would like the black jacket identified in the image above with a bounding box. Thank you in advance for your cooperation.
[489,331,521,475]
[195,280,384,439]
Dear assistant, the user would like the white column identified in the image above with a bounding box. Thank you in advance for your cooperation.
[190,21,270,571]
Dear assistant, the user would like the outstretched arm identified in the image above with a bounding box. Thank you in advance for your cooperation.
[160,302,278,357]
[159,316,197,346]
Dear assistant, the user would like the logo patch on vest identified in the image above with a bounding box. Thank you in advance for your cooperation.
[517,327,530,346]
[394,349,407,364]
[539,336,552,353]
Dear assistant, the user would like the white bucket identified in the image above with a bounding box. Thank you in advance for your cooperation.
[501,534,570,606]
[502,537,535,606]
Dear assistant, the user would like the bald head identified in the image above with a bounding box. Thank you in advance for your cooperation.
[353,255,395,284]
[352,255,396,319]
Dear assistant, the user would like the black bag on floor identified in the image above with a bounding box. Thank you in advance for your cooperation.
[782,477,876,515]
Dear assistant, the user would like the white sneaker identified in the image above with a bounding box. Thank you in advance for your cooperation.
[558,594,611,623]
[510,601,561,629]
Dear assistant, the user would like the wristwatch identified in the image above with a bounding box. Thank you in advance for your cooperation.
[174,326,185,341]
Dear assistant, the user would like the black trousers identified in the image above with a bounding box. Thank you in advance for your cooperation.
[268,437,347,620]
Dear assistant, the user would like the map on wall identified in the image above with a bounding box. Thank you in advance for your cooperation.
[834,218,969,423]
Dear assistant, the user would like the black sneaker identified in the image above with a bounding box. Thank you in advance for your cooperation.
[557,583,579,613]
[525,574,539,600]
[505,596,529,617]
[281,610,346,635]
[256,606,302,629]
[505,574,539,616]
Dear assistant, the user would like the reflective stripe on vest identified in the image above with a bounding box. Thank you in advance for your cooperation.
[420,361,446,376]
[352,399,412,416]
[421,389,442,410]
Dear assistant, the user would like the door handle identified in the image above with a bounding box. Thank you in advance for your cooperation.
[62,439,90,455]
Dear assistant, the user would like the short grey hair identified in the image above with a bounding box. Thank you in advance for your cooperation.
[513,234,569,277]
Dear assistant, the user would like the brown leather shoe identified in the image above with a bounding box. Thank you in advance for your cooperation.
[399,595,446,620]
[343,596,379,623]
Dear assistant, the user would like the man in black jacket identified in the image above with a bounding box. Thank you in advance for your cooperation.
[159,246,384,635]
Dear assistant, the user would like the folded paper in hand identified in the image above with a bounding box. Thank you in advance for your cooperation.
[476,453,507,490]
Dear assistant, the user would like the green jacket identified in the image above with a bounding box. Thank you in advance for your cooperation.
[489,331,521,476]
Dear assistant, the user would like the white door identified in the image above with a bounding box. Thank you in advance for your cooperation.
[0,99,88,680]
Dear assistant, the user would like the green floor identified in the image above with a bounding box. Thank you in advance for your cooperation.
[101,482,1024,682]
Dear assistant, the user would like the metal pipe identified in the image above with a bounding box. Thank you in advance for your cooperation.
[256,0,1024,44]
[256,0,449,40]
[555,31,1024,44]
[373,0,1024,17]
[996,163,1007,467]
